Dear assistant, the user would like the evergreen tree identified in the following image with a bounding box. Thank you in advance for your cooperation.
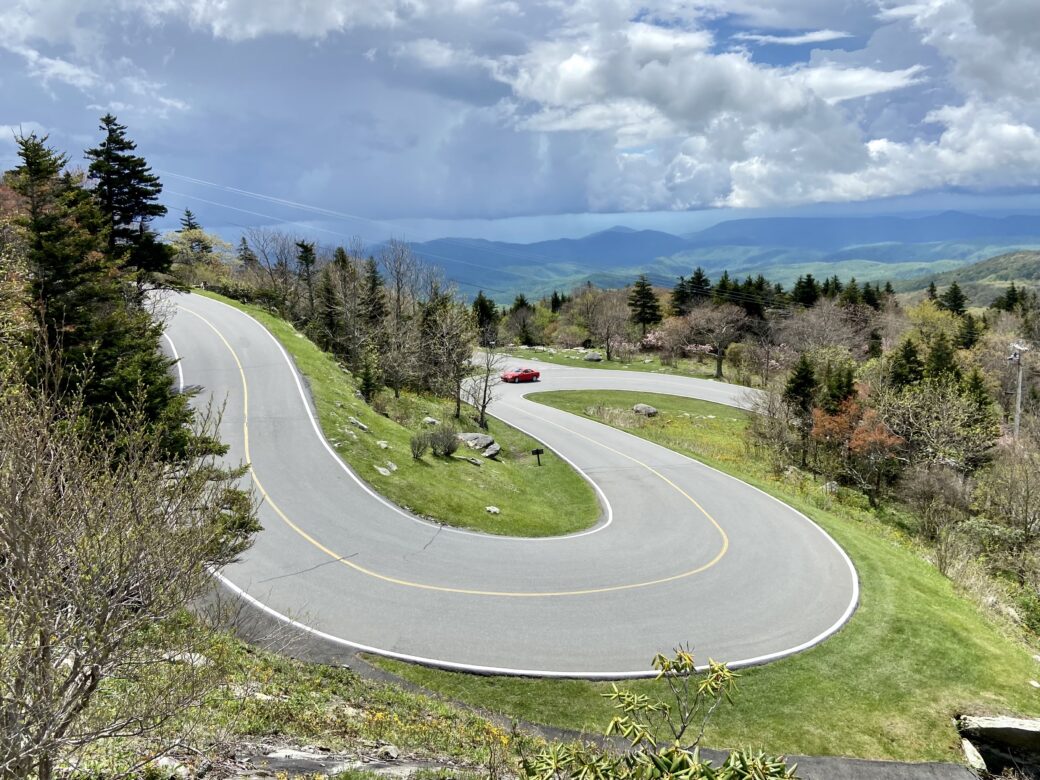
[937,282,968,316]
[688,267,711,304]
[890,338,924,389]
[671,276,693,316]
[821,275,843,298]
[85,114,171,287]
[628,274,662,335]
[783,354,818,467]
[550,290,564,314]
[9,133,196,457]
[821,363,856,414]
[884,281,895,297]
[237,237,258,271]
[926,281,938,301]
[957,313,982,349]
[361,257,386,328]
[713,271,733,304]
[866,329,883,359]
[840,278,862,307]
[472,291,499,346]
[179,209,201,231]
[991,282,1022,313]
[791,274,820,307]
[962,367,992,414]
[862,283,881,310]
[296,240,317,317]
[511,293,531,313]
[925,332,961,382]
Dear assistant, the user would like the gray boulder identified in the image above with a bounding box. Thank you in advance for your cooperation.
[584,351,603,362]
[959,715,1040,751]
[422,416,439,426]
[348,416,369,432]
[485,506,500,515]
[633,403,658,417]
[483,442,501,459]
[458,432,495,450]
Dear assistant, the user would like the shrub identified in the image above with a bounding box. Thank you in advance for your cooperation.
[430,425,460,457]
[410,432,430,460]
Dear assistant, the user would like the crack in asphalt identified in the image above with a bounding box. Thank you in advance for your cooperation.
[258,553,359,583]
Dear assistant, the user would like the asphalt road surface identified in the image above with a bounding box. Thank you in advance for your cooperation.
[165,292,858,678]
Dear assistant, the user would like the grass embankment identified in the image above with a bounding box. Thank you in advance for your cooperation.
[194,292,598,537]
[80,627,511,778]
[374,390,1040,763]
[503,345,718,380]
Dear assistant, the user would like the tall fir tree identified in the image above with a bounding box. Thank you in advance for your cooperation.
[791,274,820,307]
[926,280,938,301]
[925,332,961,382]
[628,274,662,335]
[957,313,982,349]
[361,257,386,329]
[688,267,712,305]
[472,291,499,346]
[180,209,201,231]
[237,237,259,271]
[783,354,818,467]
[296,240,317,317]
[671,276,693,316]
[85,114,171,287]
[937,282,968,316]
[890,338,924,389]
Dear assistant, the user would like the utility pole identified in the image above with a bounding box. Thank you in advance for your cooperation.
[1009,342,1030,438]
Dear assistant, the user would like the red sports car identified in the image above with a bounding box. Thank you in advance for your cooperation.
[501,367,541,383]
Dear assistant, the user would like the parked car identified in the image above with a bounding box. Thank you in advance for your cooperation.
[500,367,541,383]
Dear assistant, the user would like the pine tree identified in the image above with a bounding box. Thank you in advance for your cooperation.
[628,274,662,335]
[890,338,924,389]
[237,237,258,271]
[962,367,991,414]
[821,364,855,414]
[783,354,818,467]
[550,290,564,314]
[9,133,197,457]
[671,276,692,316]
[991,282,1021,313]
[688,267,711,304]
[862,283,880,310]
[713,271,733,304]
[296,240,317,317]
[361,258,386,328]
[180,209,201,231]
[867,329,883,359]
[472,291,499,346]
[85,114,171,286]
[957,313,982,349]
[925,332,960,382]
[937,282,968,316]
[511,293,531,313]
[791,274,820,307]
[926,281,938,301]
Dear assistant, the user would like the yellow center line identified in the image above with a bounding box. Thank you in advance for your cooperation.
[180,304,729,597]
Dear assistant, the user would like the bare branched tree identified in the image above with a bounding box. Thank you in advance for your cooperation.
[0,383,257,780]
[465,342,505,430]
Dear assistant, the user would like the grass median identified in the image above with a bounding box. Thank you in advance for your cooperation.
[193,292,598,537]
[502,346,719,380]
[371,390,1040,763]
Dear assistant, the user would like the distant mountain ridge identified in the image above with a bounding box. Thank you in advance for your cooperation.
[896,250,1040,306]
[395,211,1040,300]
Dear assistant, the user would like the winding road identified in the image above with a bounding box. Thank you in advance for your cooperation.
[165,292,858,678]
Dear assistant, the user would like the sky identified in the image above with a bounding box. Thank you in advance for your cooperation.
[3,0,1040,244]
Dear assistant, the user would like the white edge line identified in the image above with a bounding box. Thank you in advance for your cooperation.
[186,293,613,542]
[170,292,859,680]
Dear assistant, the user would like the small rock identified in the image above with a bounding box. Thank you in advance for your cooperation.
[165,652,211,666]
[643,358,653,363]
[1031,680,1040,689]
[377,440,390,449]
[422,416,439,426]
[464,457,482,467]
[486,506,500,515]
[335,401,343,408]
[961,738,987,773]
[348,416,369,432]
[584,351,603,362]
[386,461,398,472]
[377,745,400,761]
[823,481,839,495]
[375,466,391,477]
[458,432,494,449]
[632,403,658,417]
[253,691,276,701]
[483,442,501,459]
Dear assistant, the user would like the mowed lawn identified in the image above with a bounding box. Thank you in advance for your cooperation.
[373,390,1040,763]
[193,292,599,537]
